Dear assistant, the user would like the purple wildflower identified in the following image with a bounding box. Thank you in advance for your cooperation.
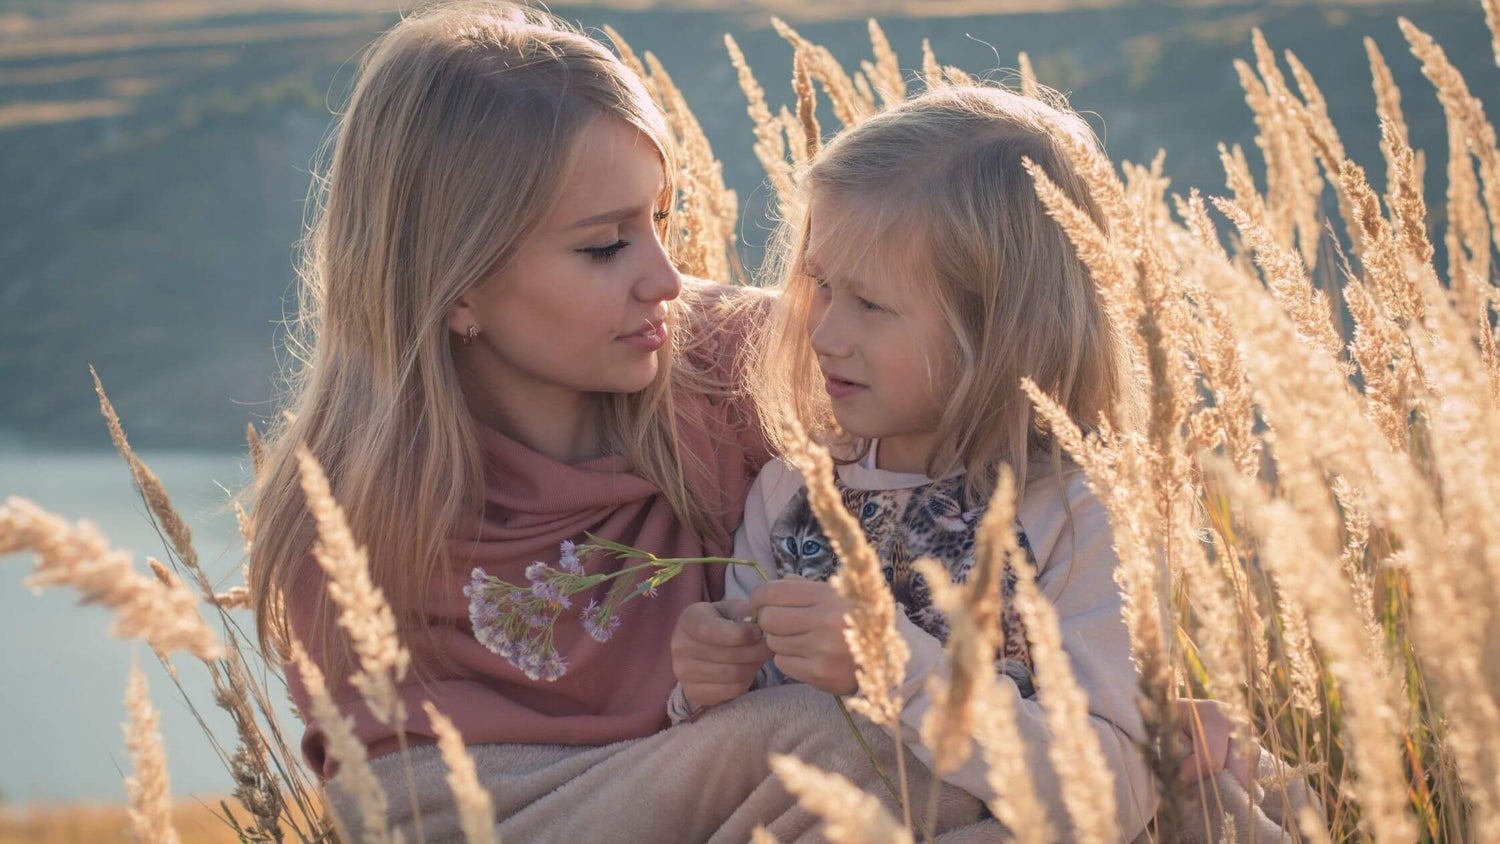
[581,600,623,643]
[529,578,571,609]
[558,540,584,574]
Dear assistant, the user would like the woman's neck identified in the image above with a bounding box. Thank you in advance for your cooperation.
[462,366,606,464]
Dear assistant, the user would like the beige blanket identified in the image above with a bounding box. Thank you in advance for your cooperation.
[328,683,989,843]
[328,682,1324,842]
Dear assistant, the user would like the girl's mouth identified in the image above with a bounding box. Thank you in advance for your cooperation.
[822,372,867,399]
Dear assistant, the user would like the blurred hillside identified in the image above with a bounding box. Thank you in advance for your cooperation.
[0,0,1493,449]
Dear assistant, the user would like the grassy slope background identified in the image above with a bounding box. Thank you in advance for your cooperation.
[0,0,1495,449]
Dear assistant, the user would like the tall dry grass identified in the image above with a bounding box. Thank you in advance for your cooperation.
[3,4,1500,842]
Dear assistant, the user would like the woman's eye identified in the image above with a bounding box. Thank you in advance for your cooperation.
[578,239,630,263]
[653,209,670,222]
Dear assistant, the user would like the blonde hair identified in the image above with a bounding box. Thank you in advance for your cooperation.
[249,2,721,683]
[751,85,1125,502]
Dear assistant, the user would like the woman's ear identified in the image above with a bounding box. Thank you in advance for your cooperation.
[446,295,479,337]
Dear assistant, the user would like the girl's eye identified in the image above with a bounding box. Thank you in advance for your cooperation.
[857,296,885,313]
[810,275,829,291]
[578,239,630,263]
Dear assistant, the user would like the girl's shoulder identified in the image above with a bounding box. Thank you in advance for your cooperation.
[1016,457,1113,574]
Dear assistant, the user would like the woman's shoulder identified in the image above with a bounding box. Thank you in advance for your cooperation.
[679,278,773,359]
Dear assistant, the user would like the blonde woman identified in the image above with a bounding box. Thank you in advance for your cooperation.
[240,2,915,839]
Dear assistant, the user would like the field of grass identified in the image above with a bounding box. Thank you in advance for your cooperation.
[4,0,1500,841]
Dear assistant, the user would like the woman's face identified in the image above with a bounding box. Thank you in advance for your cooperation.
[450,116,682,400]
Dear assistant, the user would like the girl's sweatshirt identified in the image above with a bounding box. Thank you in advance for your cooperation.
[670,442,1157,840]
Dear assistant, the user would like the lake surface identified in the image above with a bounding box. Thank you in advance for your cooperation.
[0,444,299,803]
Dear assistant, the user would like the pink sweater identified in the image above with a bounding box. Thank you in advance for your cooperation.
[287,285,772,776]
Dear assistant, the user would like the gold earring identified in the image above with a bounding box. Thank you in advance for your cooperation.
[462,325,479,346]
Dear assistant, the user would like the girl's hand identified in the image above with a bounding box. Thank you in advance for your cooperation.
[749,578,859,696]
[1174,697,1261,786]
[671,599,773,709]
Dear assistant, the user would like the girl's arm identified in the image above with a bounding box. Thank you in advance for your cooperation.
[667,461,798,723]
[890,470,1157,840]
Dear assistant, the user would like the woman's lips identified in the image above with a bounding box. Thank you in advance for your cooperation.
[823,373,867,399]
[618,319,668,352]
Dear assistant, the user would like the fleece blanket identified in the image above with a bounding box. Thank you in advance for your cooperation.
[327,682,989,843]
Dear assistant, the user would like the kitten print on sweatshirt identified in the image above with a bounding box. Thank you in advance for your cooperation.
[767,474,1037,697]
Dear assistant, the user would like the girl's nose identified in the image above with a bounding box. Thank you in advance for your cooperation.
[809,301,853,359]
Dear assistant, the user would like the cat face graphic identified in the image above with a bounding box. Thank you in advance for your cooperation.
[769,487,839,580]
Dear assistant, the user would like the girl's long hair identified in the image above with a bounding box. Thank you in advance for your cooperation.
[751,85,1127,502]
[249,1,718,685]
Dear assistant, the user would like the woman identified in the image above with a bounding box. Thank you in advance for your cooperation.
[247,3,985,840]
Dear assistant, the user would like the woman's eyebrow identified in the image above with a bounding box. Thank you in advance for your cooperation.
[567,180,668,229]
[568,203,647,229]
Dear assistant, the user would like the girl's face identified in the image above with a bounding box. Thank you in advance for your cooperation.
[804,192,955,473]
[449,116,681,399]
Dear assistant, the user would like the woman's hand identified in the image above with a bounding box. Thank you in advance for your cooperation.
[670,599,773,709]
[749,578,859,696]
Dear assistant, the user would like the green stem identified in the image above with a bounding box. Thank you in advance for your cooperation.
[836,696,904,808]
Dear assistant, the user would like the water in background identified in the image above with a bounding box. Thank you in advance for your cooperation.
[0,441,298,803]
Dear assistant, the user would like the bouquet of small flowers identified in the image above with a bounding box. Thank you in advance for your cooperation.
[464,535,765,681]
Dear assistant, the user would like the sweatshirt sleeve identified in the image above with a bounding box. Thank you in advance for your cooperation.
[890,468,1157,841]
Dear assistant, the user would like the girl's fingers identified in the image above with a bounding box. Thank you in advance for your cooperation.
[749,578,828,615]
[680,639,772,665]
[762,631,820,657]
[677,659,760,684]
[683,609,764,648]
[755,605,821,637]
[772,653,818,683]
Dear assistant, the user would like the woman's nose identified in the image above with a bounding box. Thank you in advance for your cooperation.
[635,239,683,304]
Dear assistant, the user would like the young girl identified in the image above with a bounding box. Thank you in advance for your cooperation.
[670,85,1159,838]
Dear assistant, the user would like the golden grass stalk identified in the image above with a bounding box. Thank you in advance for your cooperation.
[920,38,941,90]
[791,48,821,161]
[976,443,1117,843]
[781,425,909,727]
[768,755,914,844]
[1212,467,1417,843]
[643,50,738,284]
[92,367,215,601]
[293,445,410,729]
[1,496,222,660]
[1401,17,1500,264]
[780,418,911,825]
[246,423,266,479]
[866,19,904,106]
[288,639,401,844]
[771,18,870,130]
[1211,197,1351,373]
[726,33,795,203]
[750,826,779,844]
[1251,30,1324,269]
[924,468,1053,844]
[1446,113,1492,325]
[1485,0,1500,69]
[123,659,183,844]
[1018,51,1040,98]
[419,702,497,844]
